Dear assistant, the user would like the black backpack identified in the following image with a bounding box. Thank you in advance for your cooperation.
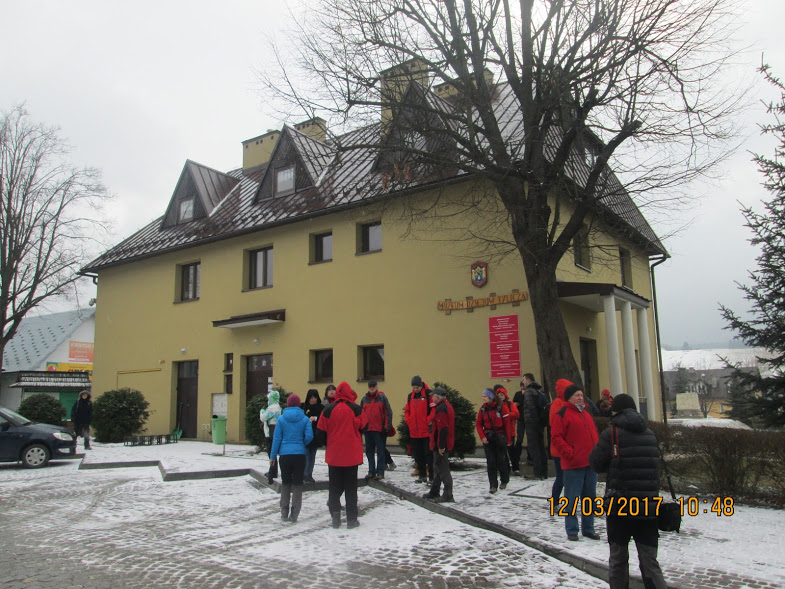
[537,391,551,428]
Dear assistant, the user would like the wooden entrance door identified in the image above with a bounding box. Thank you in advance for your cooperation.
[246,354,273,408]
[176,361,199,438]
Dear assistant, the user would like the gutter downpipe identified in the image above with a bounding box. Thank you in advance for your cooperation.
[650,253,669,426]
[81,272,99,285]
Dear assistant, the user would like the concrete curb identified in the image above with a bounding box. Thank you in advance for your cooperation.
[368,479,682,589]
[79,460,160,469]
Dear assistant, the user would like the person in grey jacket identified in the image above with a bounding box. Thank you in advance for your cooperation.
[589,394,667,589]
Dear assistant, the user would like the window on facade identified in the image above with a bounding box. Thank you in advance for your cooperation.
[249,247,273,289]
[573,228,591,270]
[180,262,200,301]
[361,345,385,380]
[274,166,295,195]
[313,232,333,263]
[358,221,382,254]
[224,353,233,372]
[619,248,633,288]
[312,349,334,382]
[224,374,233,394]
[178,198,194,222]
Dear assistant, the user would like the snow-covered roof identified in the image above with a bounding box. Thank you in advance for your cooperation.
[2,309,95,372]
[661,348,771,372]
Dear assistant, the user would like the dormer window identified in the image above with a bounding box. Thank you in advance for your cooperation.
[274,165,295,195]
[178,198,194,222]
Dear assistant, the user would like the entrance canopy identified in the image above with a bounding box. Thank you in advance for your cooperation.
[557,282,649,312]
[212,309,286,329]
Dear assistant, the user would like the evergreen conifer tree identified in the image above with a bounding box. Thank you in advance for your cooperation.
[720,64,785,428]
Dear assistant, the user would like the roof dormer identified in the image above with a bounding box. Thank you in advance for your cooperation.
[162,160,240,229]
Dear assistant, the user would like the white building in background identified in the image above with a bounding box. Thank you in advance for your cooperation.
[1,309,95,412]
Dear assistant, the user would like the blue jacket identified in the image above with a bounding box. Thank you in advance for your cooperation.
[270,406,313,460]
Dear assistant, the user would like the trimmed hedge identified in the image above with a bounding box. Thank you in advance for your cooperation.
[17,393,66,426]
[92,388,150,443]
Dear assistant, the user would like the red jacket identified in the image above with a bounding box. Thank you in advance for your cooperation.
[496,388,519,442]
[405,385,432,438]
[549,379,572,457]
[550,402,599,469]
[475,400,513,445]
[360,391,392,432]
[317,382,366,467]
[429,399,455,451]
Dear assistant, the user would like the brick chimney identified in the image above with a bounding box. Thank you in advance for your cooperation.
[293,117,327,142]
[242,130,281,170]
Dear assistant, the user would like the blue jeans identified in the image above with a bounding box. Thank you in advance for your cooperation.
[552,457,563,499]
[304,445,317,478]
[365,430,386,476]
[562,467,598,536]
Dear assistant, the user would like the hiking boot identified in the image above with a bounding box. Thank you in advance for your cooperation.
[499,482,508,490]
[416,476,427,484]
[304,475,316,484]
[423,492,439,500]
[410,468,420,477]
[489,487,498,494]
[347,520,360,529]
[568,534,579,541]
[583,532,601,540]
[374,473,385,481]
[364,473,374,481]
[331,512,341,529]
[435,495,455,503]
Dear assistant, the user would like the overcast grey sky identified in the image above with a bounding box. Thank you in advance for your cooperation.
[2,0,783,348]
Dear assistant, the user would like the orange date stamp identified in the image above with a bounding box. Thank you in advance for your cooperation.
[547,496,735,517]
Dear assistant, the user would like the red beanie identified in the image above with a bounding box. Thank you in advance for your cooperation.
[286,394,301,407]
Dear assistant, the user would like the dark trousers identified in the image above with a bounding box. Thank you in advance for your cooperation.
[74,423,90,449]
[607,516,667,589]
[280,454,306,485]
[364,430,386,476]
[265,425,277,479]
[511,421,524,471]
[429,450,453,498]
[551,457,563,499]
[525,423,547,478]
[483,441,510,488]
[411,437,430,475]
[328,465,359,523]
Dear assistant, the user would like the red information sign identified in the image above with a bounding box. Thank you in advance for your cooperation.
[489,315,521,378]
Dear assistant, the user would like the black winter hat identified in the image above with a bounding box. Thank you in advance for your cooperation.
[411,375,423,387]
[432,387,447,399]
[563,385,582,402]
[611,393,637,413]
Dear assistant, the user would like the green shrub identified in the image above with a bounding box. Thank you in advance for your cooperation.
[396,382,476,459]
[244,386,288,451]
[92,388,150,443]
[17,394,66,426]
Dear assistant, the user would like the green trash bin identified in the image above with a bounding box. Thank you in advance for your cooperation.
[211,416,227,445]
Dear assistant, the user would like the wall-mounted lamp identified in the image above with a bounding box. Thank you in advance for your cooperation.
[253,338,260,345]
[585,327,592,334]
[180,348,187,355]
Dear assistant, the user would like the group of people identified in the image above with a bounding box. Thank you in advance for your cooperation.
[259,374,665,589]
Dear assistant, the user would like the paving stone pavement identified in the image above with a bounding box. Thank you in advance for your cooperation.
[0,461,606,589]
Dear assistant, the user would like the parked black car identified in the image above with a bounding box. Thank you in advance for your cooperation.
[0,406,77,468]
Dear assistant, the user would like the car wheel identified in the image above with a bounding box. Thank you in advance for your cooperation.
[21,444,50,468]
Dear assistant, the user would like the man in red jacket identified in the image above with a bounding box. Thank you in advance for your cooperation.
[423,387,455,503]
[551,384,600,541]
[405,375,433,484]
[318,381,367,529]
[360,380,393,481]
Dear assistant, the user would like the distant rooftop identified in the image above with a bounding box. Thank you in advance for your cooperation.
[2,309,95,372]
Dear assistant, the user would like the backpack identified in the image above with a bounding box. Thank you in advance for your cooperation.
[537,391,551,429]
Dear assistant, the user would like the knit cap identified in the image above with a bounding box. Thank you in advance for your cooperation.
[286,394,301,407]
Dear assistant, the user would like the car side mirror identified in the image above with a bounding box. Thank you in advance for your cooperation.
[0,421,10,432]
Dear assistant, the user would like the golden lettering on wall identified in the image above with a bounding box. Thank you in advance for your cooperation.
[437,289,529,312]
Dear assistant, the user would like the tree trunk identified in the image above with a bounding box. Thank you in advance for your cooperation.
[520,254,583,391]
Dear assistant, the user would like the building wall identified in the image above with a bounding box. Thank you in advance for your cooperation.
[92,188,663,441]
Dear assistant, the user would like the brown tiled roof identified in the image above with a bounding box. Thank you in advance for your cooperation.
[82,85,665,273]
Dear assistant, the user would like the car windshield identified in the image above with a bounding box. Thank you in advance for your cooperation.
[0,407,31,425]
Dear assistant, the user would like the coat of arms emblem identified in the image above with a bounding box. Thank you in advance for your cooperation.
[471,261,488,287]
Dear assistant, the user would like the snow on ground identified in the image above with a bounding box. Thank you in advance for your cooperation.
[668,417,752,429]
[20,440,785,589]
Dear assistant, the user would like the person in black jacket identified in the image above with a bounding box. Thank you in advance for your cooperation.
[522,373,548,479]
[71,390,93,450]
[301,389,323,483]
[589,394,667,589]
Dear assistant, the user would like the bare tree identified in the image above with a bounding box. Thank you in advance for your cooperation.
[261,0,744,386]
[0,105,109,373]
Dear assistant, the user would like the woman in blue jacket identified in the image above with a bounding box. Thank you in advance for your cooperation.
[270,393,313,523]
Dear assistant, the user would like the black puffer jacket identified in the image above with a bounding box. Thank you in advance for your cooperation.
[522,381,543,426]
[589,408,660,518]
[71,393,93,426]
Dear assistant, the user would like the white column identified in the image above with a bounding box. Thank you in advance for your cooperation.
[637,307,656,420]
[603,295,623,397]
[620,300,639,398]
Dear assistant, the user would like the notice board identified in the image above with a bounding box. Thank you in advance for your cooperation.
[489,314,522,378]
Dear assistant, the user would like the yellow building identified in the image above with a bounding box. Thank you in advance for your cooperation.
[83,85,667,443]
